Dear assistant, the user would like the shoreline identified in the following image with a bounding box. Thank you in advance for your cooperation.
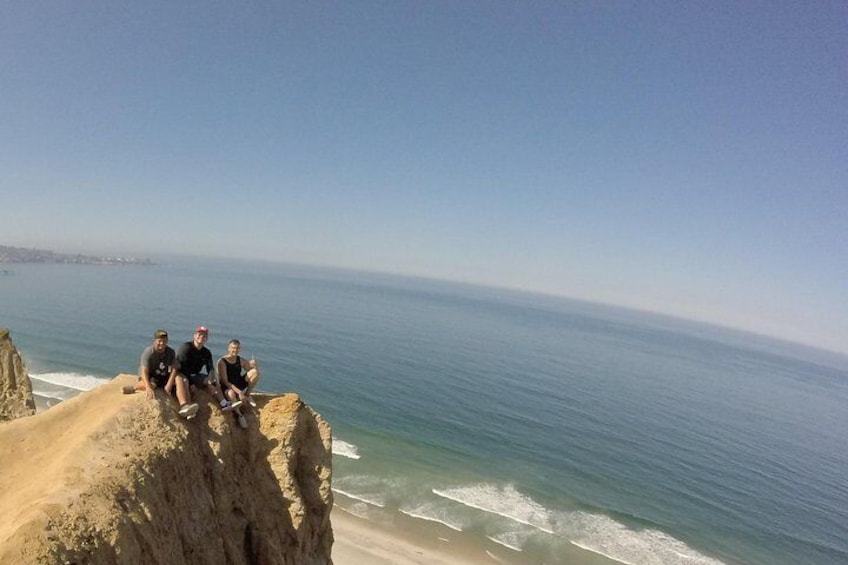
[33,393,54,413]
[31,391,623,565]
[331,506,494,565]
[330,500,622,565]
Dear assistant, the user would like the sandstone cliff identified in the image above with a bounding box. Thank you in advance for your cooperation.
[0,375,334,565]
[0,328,36,422]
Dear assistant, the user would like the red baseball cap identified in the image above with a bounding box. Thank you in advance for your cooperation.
[195,326,209,334]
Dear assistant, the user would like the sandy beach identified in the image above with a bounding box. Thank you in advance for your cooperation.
[23,383,490,565]
[331,507,497,565]
[23,390,618,565]
[330,505,626,565]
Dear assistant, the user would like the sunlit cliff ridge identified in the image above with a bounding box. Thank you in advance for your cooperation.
[0,329,334,564]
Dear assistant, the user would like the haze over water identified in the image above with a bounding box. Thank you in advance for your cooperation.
[2,259,846,565]
[3,3,846,356]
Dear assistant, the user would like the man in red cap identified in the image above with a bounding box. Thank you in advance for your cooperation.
[175,326,240,414]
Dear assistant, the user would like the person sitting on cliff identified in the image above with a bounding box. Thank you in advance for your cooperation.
[176,326,240,414]
[125,329,199,419]
[217,339,261,429]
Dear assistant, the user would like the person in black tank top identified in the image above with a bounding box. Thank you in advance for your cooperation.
[217,339,261,428]
[221,355,249,390]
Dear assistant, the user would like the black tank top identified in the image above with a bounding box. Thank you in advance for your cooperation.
[221,355,247,388]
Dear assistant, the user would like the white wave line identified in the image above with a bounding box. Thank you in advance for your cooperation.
[333,488,385,508]
[31,390,67,401]
[431,488,554,534]
[570,541,636,565]
[486,536,523,552]
[398,509,463,531]
[333,451,361,460]
[485,550,509,564]
[332,437,362,460]
[30,372,107,392]
[333,504,371,521]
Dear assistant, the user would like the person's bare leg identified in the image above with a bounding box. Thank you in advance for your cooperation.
[209,381,226,404]
[176,376,191,406]
[246,369,260,394]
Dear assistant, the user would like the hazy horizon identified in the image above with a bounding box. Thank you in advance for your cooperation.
[4,241,847,361]
[2,3,845,356]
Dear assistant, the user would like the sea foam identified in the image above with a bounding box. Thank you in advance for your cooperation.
[432,483,555,534]
[332,437,361,460]
[30,372,109,392]
[333,488,386,508]
[486,532,526,552]
[29,372,110,401]
[333,474,393,508]
[564,510,728,565]
[398,501,464,531]
[432,483,727,565]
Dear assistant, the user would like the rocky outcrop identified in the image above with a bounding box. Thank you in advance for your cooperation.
[0,374,334,564]
[0,328,36,421]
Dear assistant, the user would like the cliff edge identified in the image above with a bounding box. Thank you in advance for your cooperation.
[0,328,36,422]
[0,374,334,564]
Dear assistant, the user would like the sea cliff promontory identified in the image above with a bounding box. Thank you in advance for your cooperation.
[0,328,36,421]
[0,339,334,564]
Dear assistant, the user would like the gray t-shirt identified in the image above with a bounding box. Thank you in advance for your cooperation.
[139,345,177,385]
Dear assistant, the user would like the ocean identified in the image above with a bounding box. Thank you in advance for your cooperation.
[1,258,846,565]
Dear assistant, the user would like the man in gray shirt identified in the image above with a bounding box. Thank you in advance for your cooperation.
[125,329,199,419]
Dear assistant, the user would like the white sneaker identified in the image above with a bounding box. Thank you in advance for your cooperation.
[245,395,257,408]
[222,400,243,412]
[238,414,248,429]
[178,403,199,419]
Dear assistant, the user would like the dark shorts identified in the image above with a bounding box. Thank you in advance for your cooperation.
[229,373,248,390]
[149,375,169,389]
[146,376,177,397]
[186,373,214,387]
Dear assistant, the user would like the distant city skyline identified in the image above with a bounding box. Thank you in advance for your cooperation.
[1,2,846,354]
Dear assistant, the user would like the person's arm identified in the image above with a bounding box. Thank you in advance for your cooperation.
[139,365,155,399]
[217,358,230,387]
[204,351,217,384]
[241,356,260,399]
[139,349,155,399]
[241,356,258,372]
[175,344,189,371]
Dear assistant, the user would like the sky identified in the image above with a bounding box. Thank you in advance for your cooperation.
[1,1,846,354]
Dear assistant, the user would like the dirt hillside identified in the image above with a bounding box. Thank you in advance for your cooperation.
[0,374,334,565]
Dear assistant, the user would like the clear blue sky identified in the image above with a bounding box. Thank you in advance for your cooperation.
[1,2,846,353]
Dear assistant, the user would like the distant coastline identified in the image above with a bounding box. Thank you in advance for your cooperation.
[0,245,154,266]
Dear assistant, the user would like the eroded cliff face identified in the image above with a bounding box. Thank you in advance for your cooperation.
[0,374,334,565]
[0,328,36,421]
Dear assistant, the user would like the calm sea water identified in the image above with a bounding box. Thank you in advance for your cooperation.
[1,259,846,565]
